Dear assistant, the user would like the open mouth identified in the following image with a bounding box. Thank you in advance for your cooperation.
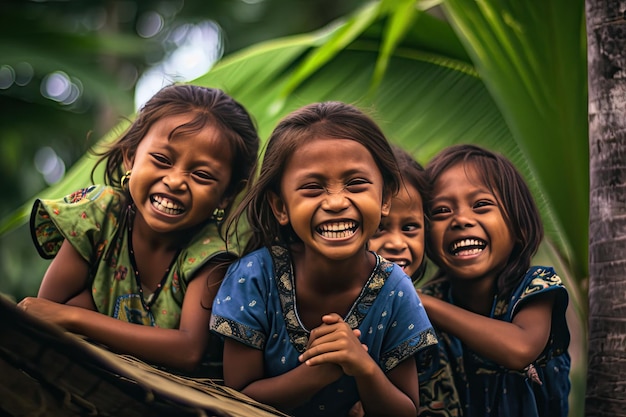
[449,238,487,256]
[316,221,358,239]
[150,195,185,215]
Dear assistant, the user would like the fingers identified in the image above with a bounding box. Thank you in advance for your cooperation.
[17,296,35,310]
[321,313,343,324]
[301,327,364,364]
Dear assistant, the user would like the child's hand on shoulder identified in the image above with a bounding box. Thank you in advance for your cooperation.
[300,313,374,377]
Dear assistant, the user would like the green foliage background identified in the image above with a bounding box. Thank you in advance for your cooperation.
[0,1,587,414]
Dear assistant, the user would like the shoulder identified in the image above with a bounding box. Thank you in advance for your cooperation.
[32,184,125,225]
[514,266,568,309]
[177,221,236,283]
[38,184,123,209]
[222,247,274,282]
[30,185,125,258]
[512,266,570,345]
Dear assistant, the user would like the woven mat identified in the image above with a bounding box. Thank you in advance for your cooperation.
[0,296,289,417]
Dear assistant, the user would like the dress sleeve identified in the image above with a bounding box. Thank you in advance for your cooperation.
[176,221,237,288]
[380,266,438,372]
[29,185,123,263]
[512,266,570,361]
[209,250,270,350]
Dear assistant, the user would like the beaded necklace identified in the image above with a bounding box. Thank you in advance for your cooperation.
[126,207,181,312]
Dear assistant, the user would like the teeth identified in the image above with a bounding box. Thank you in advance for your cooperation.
[450,238,485,251]
[317,221,357,238]
[151,195,184,215]
[450,238,486,256]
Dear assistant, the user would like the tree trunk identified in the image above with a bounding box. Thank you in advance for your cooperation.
[585,0,626,416]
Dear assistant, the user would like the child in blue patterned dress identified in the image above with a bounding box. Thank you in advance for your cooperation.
[210,101,436,417]
[17,84,259,374]
[418,144,571,417]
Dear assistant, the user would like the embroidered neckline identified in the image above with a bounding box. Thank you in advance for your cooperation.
[270,245,390,353]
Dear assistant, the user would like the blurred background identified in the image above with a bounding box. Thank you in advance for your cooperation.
[1,2,589,414]
[0,0,362,299]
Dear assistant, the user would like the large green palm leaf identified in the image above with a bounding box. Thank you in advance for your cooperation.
[3,0,587,287]
[0,1,587,411]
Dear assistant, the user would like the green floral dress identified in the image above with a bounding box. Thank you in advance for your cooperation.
[30,184,236,329]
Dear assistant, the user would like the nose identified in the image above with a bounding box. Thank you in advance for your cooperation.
[163,169,188,191]
[450,208,475,229]
[383,231,407,252]
[321,189,350,212]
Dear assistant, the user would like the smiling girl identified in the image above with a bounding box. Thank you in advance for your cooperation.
[368,145,428,281]
[418,144,571,417]
[18,84,259,374]
[210,101,436,417]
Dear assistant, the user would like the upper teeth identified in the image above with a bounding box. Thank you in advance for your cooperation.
[318,221,356,232]
[451,239,484,251]
[317,221,357,238]
[152,195,184,214]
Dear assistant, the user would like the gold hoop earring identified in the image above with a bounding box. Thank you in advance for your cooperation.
[121,170,131,191]
[212,208,225,223]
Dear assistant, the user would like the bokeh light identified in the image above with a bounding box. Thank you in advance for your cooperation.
[134,20,222,109]
[34,146,66,185]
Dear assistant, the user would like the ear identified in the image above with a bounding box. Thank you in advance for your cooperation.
[268,191,290,226]
[217,194,234,211]
[122,149,133,171]
[381,193,392,217]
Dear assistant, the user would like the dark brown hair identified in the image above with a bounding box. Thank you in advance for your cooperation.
[229,101,401,254]
[425,144,543,298]
[91,84,259,224]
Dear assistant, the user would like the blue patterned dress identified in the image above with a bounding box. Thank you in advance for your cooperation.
[420,266,571,417]
[210,245,437,416]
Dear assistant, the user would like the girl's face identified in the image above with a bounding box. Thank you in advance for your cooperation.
[369,183,424,278]
[125,113,234,236]
[428,162,514,285]
[269,137,391,263]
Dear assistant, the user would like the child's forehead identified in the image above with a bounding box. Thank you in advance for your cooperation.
[435,162,500,194]
[290,136,372,158]
[283,137,378,174]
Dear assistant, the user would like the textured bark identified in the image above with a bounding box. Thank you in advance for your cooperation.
[586,0,626,416]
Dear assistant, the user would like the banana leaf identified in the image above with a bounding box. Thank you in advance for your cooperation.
[0,0,587,414]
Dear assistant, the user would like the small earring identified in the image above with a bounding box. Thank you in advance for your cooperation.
[121,170,131,191]
[212,208,225,222]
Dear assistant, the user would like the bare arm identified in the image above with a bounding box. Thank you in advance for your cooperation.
[420,292,555,370]
[20,258,226,371]
[222,338,343,411]
[37,240,91,303]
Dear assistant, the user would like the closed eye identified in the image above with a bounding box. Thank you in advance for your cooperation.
[192,170,218,183]
[345,178,371,193]
[151,153,172,167]
[474,199,496,211]
[299,183,325,197]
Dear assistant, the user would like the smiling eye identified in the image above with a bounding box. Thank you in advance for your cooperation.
[192,170,217,182]
[474,200,495,209]
[345,178,371,192]
[299,183,325,196]
[151,153,172,166]
[430,206,451,219]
